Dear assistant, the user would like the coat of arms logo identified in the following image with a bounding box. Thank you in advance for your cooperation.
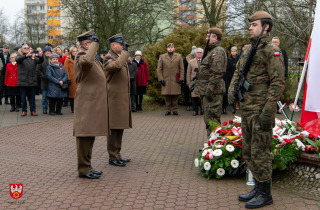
[10,184,23,199]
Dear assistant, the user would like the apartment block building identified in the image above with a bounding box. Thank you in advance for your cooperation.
[24,0,63,46]
[174,0,225,28]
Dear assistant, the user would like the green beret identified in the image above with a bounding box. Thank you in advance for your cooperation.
[248,11,272,22]
[207,27,222,37]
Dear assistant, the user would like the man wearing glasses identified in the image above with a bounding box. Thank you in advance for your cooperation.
[186,48,204,116]
[16,44,44,116]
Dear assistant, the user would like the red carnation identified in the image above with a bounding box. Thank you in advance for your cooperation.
[223,122,228,126]
[296,121,300,126]
[229,120,233,125]
[235,122,240,127]
[205,153,210,160]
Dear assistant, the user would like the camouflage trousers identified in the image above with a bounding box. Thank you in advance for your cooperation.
[201,94,222,137]
[242,110,274,182]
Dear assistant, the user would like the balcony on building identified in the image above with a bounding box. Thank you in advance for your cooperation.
[25,0,46,5]
[27,10,46,15]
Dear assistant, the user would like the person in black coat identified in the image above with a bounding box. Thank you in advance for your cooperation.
[182,46,196,111]
[222,49,233,114]
[272,37,289,114]
[36,46,52,114]
[0,45,11,105]
[16,44,44,116]
[127,57,138,112]
[235,42,249,64]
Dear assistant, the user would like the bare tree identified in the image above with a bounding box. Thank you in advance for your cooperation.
[243,0,315,48]
[24,10,48,47]
[8,10,25,47]
[0,8,9,46]
[60,0,174,51]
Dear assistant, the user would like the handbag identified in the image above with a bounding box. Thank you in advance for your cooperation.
[53,67,69,90]
[61,82,69,90]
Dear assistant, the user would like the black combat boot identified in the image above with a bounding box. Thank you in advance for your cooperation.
[238,182,259,202]
[245,181,273,209]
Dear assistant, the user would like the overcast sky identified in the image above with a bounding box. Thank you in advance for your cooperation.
[1,0,24,25]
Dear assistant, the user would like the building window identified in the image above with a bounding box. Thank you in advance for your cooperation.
[55,16,60,20]
[29,6,37,11]
[55,6,60,10]
[41,26,45,30]
[55,36,61,40]
[48,6,52,10]
[48,26,53,30]
[28,16,36,21]
[48,36,53,40]
[40,6,45,10]
[198,11,203,15]
[206,3,210,6]
[198,3,202,6]
[55,26,60,30]
[32,36,38,41]
[41,15,45,21]
[48,16,53,20]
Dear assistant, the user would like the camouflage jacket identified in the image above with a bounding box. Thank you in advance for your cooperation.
[229,34,285,114]
[194,41,227,96]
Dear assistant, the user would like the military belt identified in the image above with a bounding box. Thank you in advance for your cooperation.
[250,83,269,91]
[198,75,210,80]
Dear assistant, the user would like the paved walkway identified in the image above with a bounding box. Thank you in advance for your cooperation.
[0,97,316,210]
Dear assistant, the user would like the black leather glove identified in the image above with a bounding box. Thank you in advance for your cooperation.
[192,75,198,81]
[205,89,213,102]
[67,80,71,85]
[91,32,99,43]
[161,80,166,86]
[178,80,183,84]
[259,112,272,131]
[123,41,130,51]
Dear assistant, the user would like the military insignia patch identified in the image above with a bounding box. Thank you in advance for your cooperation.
[107,59,112,62]
[274,52,280,56]
[212,54,216,57]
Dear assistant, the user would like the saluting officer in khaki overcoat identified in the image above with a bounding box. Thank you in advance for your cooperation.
[73,30,109,179]
[157,43,184,116]
[103,33,131,167]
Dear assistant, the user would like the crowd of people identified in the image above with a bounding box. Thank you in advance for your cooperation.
[0,43,150,116]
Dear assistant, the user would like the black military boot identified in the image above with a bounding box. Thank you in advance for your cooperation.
[245,181,273,209]
[238,182,259,202]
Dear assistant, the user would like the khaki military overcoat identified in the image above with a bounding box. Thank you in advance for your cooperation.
[73,42,109,136]
[157,53,184,95]
[186,58,200,97]
[103,50,132,129]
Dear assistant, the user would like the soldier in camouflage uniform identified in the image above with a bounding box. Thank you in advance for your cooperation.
[228,11,285,209]
[191,27,227,137]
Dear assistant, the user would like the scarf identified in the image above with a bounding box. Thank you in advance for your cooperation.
[71,55,75,60]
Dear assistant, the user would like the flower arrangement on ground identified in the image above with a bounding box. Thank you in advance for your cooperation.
[195,116,320,179]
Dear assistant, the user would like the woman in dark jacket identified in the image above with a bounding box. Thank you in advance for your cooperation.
[222,49,233,114]
[181,46,196,111]
[127,57,138,112]
[4,53,20,112]
[132,51,149,111]
[46,53,68,115]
